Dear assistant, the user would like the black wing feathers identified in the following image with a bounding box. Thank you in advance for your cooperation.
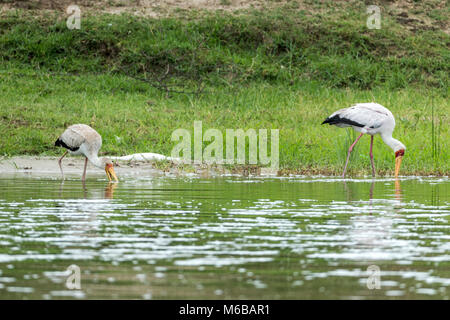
[321,114,364,128]
[55,138,80,152]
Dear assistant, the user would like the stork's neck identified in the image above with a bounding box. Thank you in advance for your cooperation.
[88,155,105,169]
[381,132,406,153]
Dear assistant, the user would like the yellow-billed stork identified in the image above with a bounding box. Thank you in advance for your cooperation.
[322,103,406,178]
[55,124,118,182]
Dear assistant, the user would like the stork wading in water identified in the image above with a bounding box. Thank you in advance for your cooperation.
[322,103,406,178]
[55,124,118,182]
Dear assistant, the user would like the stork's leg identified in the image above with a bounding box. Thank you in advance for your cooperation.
[81,157,88,182]
[343,133,364,178]
[58,151,68,180]
[369,135,376,177]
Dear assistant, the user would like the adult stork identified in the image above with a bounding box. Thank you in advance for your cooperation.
[55,124,118,182]
[322,103,405,178]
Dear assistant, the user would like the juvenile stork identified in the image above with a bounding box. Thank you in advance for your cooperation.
[55,124,118,182]
[322,103,405,178]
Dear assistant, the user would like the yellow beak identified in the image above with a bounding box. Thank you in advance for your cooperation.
[394,155,403,178]
[105,166,119,182]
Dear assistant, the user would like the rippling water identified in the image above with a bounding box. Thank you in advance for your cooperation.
[0,175,448,299]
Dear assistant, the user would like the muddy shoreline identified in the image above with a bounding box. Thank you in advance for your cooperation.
[0,156,194,178]
[0,156,279,179]
[0,156,446,179]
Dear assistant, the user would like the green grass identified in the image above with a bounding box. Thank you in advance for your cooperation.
[1,7,448,89]
[0,4,448,175]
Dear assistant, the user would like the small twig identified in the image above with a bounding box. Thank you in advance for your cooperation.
[117,65,206,96]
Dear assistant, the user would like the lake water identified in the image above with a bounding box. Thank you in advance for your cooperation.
[0,175,448,299]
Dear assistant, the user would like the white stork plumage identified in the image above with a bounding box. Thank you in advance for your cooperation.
[322,103,406,178]
[55,124,118,182]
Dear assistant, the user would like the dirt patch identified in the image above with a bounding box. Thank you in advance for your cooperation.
[386,0,449,33]
[1,0,273,15]
[2,0,447,33]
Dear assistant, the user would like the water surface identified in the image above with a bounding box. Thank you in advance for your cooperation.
[0,175,448,299]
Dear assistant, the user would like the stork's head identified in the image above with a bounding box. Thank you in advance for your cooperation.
[103,158,118,182]
[394,147,405,178]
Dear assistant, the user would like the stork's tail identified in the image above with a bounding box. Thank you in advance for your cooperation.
[321,114,364,128]
[55,138,63,147]
[54,138,74,150]
[321,115,339,125]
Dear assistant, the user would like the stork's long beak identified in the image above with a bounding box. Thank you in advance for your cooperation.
[105,166,119,182]
[395,155,403,178]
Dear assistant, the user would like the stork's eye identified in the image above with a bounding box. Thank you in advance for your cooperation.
[395,149,405,157]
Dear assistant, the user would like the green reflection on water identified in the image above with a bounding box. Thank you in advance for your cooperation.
[0,176,448,299]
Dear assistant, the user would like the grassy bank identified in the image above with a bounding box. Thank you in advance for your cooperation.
[0,2,448,175]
